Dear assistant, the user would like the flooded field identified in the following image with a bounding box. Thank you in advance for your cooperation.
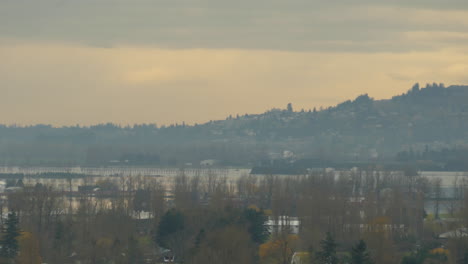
[0,166,467,215]
[0,166,251,178]
[0,166,251,192]
[0,166,467,191]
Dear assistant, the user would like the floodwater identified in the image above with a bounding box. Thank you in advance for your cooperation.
[0,166,467,192]
[0,166,251,192]
[1,166,467,215]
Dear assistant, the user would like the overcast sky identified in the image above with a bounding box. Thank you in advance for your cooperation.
[2,0,468,125]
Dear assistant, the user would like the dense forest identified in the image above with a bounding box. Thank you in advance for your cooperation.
[1,83,468,167]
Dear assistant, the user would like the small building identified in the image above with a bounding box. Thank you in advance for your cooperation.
[265,216,300,235]
[439,228,468,239]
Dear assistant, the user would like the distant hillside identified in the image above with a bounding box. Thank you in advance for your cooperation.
[198,83,468,157]
[1,83,468,166]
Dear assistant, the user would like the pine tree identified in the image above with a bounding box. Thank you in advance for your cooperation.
[244,208,269,244]
[0,212,20,260]
[316,232,338,264]
[156,209,184,248]
[351,240,373,264]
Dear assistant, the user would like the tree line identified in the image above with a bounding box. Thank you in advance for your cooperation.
[0,169,468,263]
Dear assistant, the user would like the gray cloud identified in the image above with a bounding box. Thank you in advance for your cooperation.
[2,0,468,51]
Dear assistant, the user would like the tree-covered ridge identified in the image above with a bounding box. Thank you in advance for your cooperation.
[1,83,468,166]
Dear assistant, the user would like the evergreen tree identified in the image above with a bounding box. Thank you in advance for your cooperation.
[244,208,269,244]
[0,212,20,260]
[316,232,338,264]
[156,209,185,248]
[351,240,373,264]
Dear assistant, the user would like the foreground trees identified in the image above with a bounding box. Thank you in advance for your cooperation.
[0,168,461,263]
[351,240,373,264]
[0,212,20,262]
[192,226,256,264]
[17,232,42,264]
[259,233,299,264]
[316,232,338,264]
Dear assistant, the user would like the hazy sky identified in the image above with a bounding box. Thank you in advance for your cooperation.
[2,0,468,125]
